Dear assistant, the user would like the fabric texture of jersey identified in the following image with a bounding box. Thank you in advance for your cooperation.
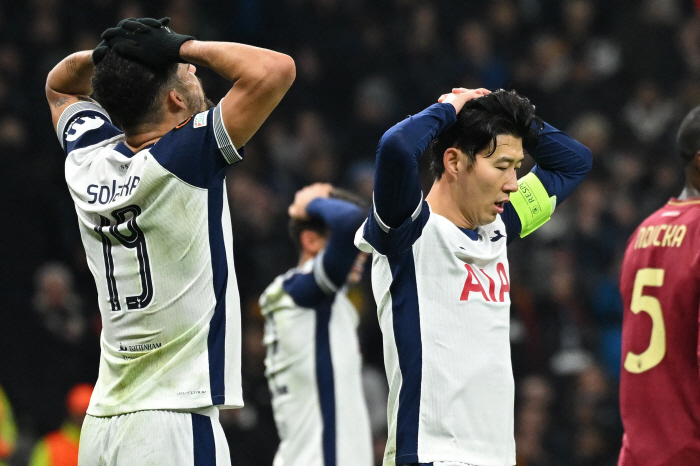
[356,202,514,466]
[618,198,700,466]
[260,259,373,466]
[58,101,243,416]
[78,407,230,466]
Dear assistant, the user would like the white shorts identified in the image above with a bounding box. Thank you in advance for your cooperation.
[78,407,231,466]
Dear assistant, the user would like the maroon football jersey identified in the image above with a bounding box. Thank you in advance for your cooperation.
[619,198,700,466]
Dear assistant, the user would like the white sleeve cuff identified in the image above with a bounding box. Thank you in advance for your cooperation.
[213,103,243,164]
[372,192,423,233]
[313,250,339,295]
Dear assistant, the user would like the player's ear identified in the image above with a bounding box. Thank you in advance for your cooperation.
[167,89,187,112]
[443,148,462,179]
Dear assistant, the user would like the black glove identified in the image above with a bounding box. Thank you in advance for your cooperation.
[92,39,109,66]
[100,17,194,68]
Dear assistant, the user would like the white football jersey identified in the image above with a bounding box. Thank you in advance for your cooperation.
[260,258,373,466]
[355,200,514,466]
[57,101,243,416]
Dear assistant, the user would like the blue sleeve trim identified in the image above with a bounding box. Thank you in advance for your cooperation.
[501,204,522,245]
[58,102,122,155]
[362,200,430,256]
[57,101,114,147]
[529,122,592,205]
[282,271,331,308]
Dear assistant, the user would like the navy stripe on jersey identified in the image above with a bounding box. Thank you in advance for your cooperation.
[191,413,216,466]
[388,251,422,464]
[362,201,430,256]
[207,186,228,405]
[315,301,336,466]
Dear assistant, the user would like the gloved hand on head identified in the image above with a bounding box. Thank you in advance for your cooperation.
[92,17,194,68]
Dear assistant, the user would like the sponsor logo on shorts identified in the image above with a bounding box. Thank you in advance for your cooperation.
[177,390,208,396]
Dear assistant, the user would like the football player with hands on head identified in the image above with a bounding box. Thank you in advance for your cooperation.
[355,87,592,466]
[261,183,373,466]
[45,17,294,465]
[618,106,700,466]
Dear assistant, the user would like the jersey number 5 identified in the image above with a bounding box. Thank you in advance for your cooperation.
[624,268,666,374]
[94,205,154,312]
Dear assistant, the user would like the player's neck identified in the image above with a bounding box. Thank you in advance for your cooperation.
[426,180,477,230]
[124,113,192,152]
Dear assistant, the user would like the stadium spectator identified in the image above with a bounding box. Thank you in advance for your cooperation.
[27,384,93,466]
[0,385,16,466]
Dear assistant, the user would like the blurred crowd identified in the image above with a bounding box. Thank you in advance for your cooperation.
[3,0,700,464]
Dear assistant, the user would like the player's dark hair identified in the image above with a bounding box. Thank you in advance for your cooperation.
[288,189,368,252]
[92,50,184,132]
[676,106,700,163]
[429,89,543,180]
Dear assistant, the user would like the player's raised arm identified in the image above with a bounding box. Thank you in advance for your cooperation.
[45,51,96,130]
[99,17,294,149]
[502,120,592,240]
[179,40,295,149]
[284,184,367,305]
[373,88,489,229]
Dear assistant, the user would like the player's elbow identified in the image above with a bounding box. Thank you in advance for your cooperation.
[578,143,593,174]
[259,53,296,94]
[377,128,412,164]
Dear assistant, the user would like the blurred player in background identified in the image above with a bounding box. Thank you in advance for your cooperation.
[618,107,700,465]
[355,88,592,465]
[0,385,16,466]
[28,384,93,466]
[45,17,294,465]
[260,183,373,466]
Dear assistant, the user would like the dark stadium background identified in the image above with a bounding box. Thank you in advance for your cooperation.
[2,0,699,464]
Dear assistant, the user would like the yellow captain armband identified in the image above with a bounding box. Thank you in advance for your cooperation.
[509,172,557,237]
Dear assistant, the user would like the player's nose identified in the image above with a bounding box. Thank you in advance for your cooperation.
[503,170,518,193]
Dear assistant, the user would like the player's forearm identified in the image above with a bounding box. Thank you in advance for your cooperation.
[180,40,295,97]
[306,198,366,233]
[529,122,593,204]
[46,51,94,98]
[308,199,366,289]
[374,103,457,228]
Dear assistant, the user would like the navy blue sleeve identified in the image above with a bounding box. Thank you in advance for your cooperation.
[307,198,367,292]
[373,103,457,228]
[281,198,367,308]
[362,103,456,256]
[529,122,592,204]
[502,121,592,242]
[282,273,329,309]
[149,104,244,190]
[57,102,122,155]
[502,204,522,245]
